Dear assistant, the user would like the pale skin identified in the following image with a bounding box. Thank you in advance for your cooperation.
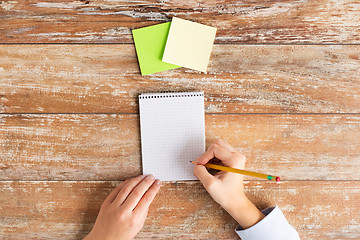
[193,138,265,229]
[84,139,264,239]
[83,175,162,240]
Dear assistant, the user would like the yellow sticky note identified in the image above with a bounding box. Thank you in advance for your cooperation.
[162,17,217,73]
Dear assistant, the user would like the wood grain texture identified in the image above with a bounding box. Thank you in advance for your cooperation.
[1,0,359,239]
[1,114,359,181]
[1,0,360,43]
[1,44,359,114]
[0,181,359,240]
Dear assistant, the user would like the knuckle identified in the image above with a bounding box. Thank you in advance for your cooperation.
[122,185,131,192]
[144,177,155,184]
[232,153,246,166]
[210,143,219,151]
[116,211,127,222]
[233,152,241,160]
[126,176,141,185]
[235,152,246,161]
[128,217,140,227]
[132,188,144,198]
[120,185,132,194]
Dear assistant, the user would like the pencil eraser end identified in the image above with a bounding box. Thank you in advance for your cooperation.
[276,177,281,182]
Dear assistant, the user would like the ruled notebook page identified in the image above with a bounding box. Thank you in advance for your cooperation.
[139,92,205,181]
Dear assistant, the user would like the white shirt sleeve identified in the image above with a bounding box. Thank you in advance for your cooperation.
[235,205,300,240]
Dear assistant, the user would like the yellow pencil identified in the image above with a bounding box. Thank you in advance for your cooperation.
[191,161,281,182]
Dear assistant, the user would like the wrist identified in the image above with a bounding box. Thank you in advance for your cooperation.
[221,192,248,213]
[225,197,265,229]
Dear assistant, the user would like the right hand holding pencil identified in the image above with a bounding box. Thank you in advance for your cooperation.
[193,139,265,229]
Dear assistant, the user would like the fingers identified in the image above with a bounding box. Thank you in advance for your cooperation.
[133,179,162,214]
[121,175,157,211]
[193,164,214,189]
[196,142,236,167]
[213,138,236,153]
[103,181,126,205]
[112,175,147,206]
[196,139,246,168]
[214,139,246,168]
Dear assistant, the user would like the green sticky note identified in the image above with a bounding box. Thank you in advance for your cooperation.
[132,22,180,76]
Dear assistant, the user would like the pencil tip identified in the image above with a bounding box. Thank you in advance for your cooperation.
[276,177,281,182]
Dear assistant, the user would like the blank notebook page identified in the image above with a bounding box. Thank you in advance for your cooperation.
[139,92,205,181]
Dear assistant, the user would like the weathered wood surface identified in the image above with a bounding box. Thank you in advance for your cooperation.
[1,114,359,181]
[1,0,360,43]
[0,181,359,240]
[1,1,360,239]
[1,45,359,114]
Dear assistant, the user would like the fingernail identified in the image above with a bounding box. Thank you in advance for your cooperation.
[155,179,162,185]
[147,175,155,180]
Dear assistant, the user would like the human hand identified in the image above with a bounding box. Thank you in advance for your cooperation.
[84,175,162,240]
[193,139,264,229]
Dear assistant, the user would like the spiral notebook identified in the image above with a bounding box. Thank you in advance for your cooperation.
[139,92,205,181]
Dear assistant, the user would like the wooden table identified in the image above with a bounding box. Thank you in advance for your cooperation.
[1,1,359,239]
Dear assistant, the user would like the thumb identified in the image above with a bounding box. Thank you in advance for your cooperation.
[194,164,214,189]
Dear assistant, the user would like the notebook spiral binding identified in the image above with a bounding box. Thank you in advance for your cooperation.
[139,91,204,99]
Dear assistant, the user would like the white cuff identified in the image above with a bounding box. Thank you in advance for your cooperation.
[235,205,300,240]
